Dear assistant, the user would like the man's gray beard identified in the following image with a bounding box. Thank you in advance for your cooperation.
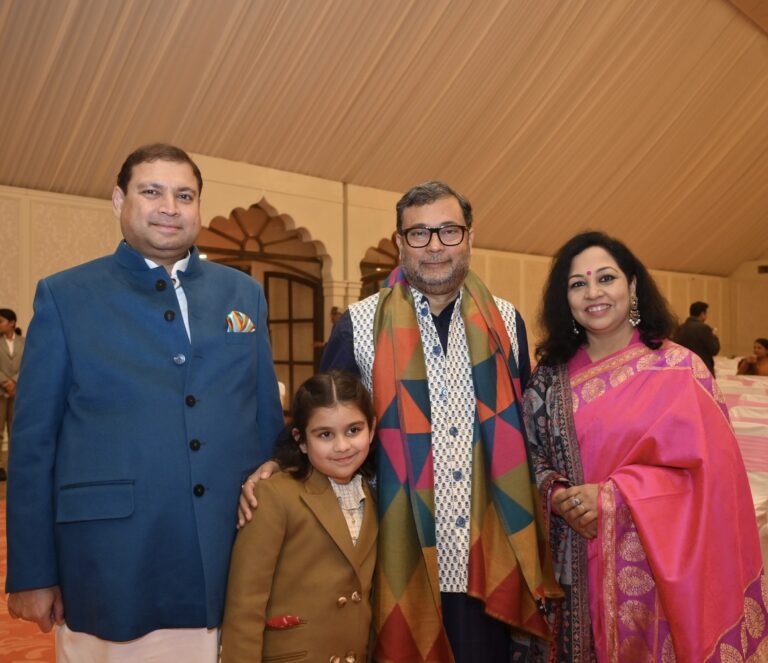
[402,258,470,297]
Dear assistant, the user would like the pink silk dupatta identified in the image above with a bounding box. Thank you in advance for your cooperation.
[568,339,768,662]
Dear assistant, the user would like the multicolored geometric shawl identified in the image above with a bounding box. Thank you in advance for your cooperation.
[371,267,560,663]
[525,338,768,662]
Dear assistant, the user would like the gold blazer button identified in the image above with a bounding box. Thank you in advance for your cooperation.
[336,596,348,608]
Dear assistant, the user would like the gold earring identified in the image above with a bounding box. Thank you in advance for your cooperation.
[629,295,641,327]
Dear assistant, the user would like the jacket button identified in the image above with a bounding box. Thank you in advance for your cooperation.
[345,654,357,663]
[329,657,341,663]
[155,279,167,291]
[185,395,196,407]
[173,354,186,365]
[336,596,347,608]
[189,439,201,451]
[350,591,361,603]
[164,310,175,321]
[193,484,205,497]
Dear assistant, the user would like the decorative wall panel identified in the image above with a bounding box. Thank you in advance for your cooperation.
[29,202,117,287]
[0,196,22,314]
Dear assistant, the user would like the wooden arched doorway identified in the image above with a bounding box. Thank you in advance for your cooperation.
[197,203,323,407]
[359,235,397,299]
[264,271,321,406]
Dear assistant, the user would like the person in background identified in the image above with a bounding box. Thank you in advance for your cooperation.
[524,231,767,661]
[221,371,377,663]
[737,337,768,376]
[241,181,560,663]
[330,305,343,326]
[673,300,720,375]
[313,306,346,355]
[5,144,284,663]
[0,307,24,482]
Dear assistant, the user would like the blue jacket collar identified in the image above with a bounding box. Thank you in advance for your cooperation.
[114,241,201,277]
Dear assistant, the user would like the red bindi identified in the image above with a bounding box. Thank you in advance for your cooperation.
[586,270,592,276]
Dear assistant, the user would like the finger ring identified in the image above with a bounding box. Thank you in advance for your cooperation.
[571,497,581,507]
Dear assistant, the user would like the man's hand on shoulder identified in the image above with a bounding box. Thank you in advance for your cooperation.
[8,586,64,633]
[237,460,280,528]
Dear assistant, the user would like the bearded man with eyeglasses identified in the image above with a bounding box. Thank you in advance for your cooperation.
[317,181,561,662]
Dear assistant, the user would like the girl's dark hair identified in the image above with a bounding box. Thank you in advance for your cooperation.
[536,231,677,366]
[755,338,768,351]
[273,370,376,480]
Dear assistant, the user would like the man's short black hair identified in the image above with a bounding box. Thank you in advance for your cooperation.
[689,301,708,317]
[395,181,472,233]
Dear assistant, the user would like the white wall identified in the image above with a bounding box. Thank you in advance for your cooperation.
[0,185,121,329]
[728,260,768,358]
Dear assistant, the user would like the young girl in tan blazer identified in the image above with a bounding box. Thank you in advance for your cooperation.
[221,371,377,663]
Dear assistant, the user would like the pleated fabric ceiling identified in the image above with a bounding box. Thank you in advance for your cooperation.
[1,0,767,275]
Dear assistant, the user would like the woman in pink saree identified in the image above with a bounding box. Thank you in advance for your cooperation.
[522,232,768,661]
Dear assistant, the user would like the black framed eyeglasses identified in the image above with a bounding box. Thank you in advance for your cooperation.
[400,224,468,248]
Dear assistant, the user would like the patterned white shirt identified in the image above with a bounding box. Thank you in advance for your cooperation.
[347,288,521,592]
[144,252,191,341]
[329,474,366,545]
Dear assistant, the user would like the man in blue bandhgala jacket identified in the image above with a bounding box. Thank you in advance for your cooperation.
[5,144,284,662]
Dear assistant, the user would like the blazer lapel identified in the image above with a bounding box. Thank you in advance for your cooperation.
[353,481,377,569]
[300,470,359,570]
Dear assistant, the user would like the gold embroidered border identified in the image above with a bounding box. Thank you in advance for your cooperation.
[570,346,650,389]
[704,571,768,662]
[601,481,620,663]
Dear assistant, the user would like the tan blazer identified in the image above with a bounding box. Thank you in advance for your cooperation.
[0,334,23,384]
[0,335,23,435]
[221,469,377,663]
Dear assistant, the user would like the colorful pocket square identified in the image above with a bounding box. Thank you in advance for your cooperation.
[226,310,256,333]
